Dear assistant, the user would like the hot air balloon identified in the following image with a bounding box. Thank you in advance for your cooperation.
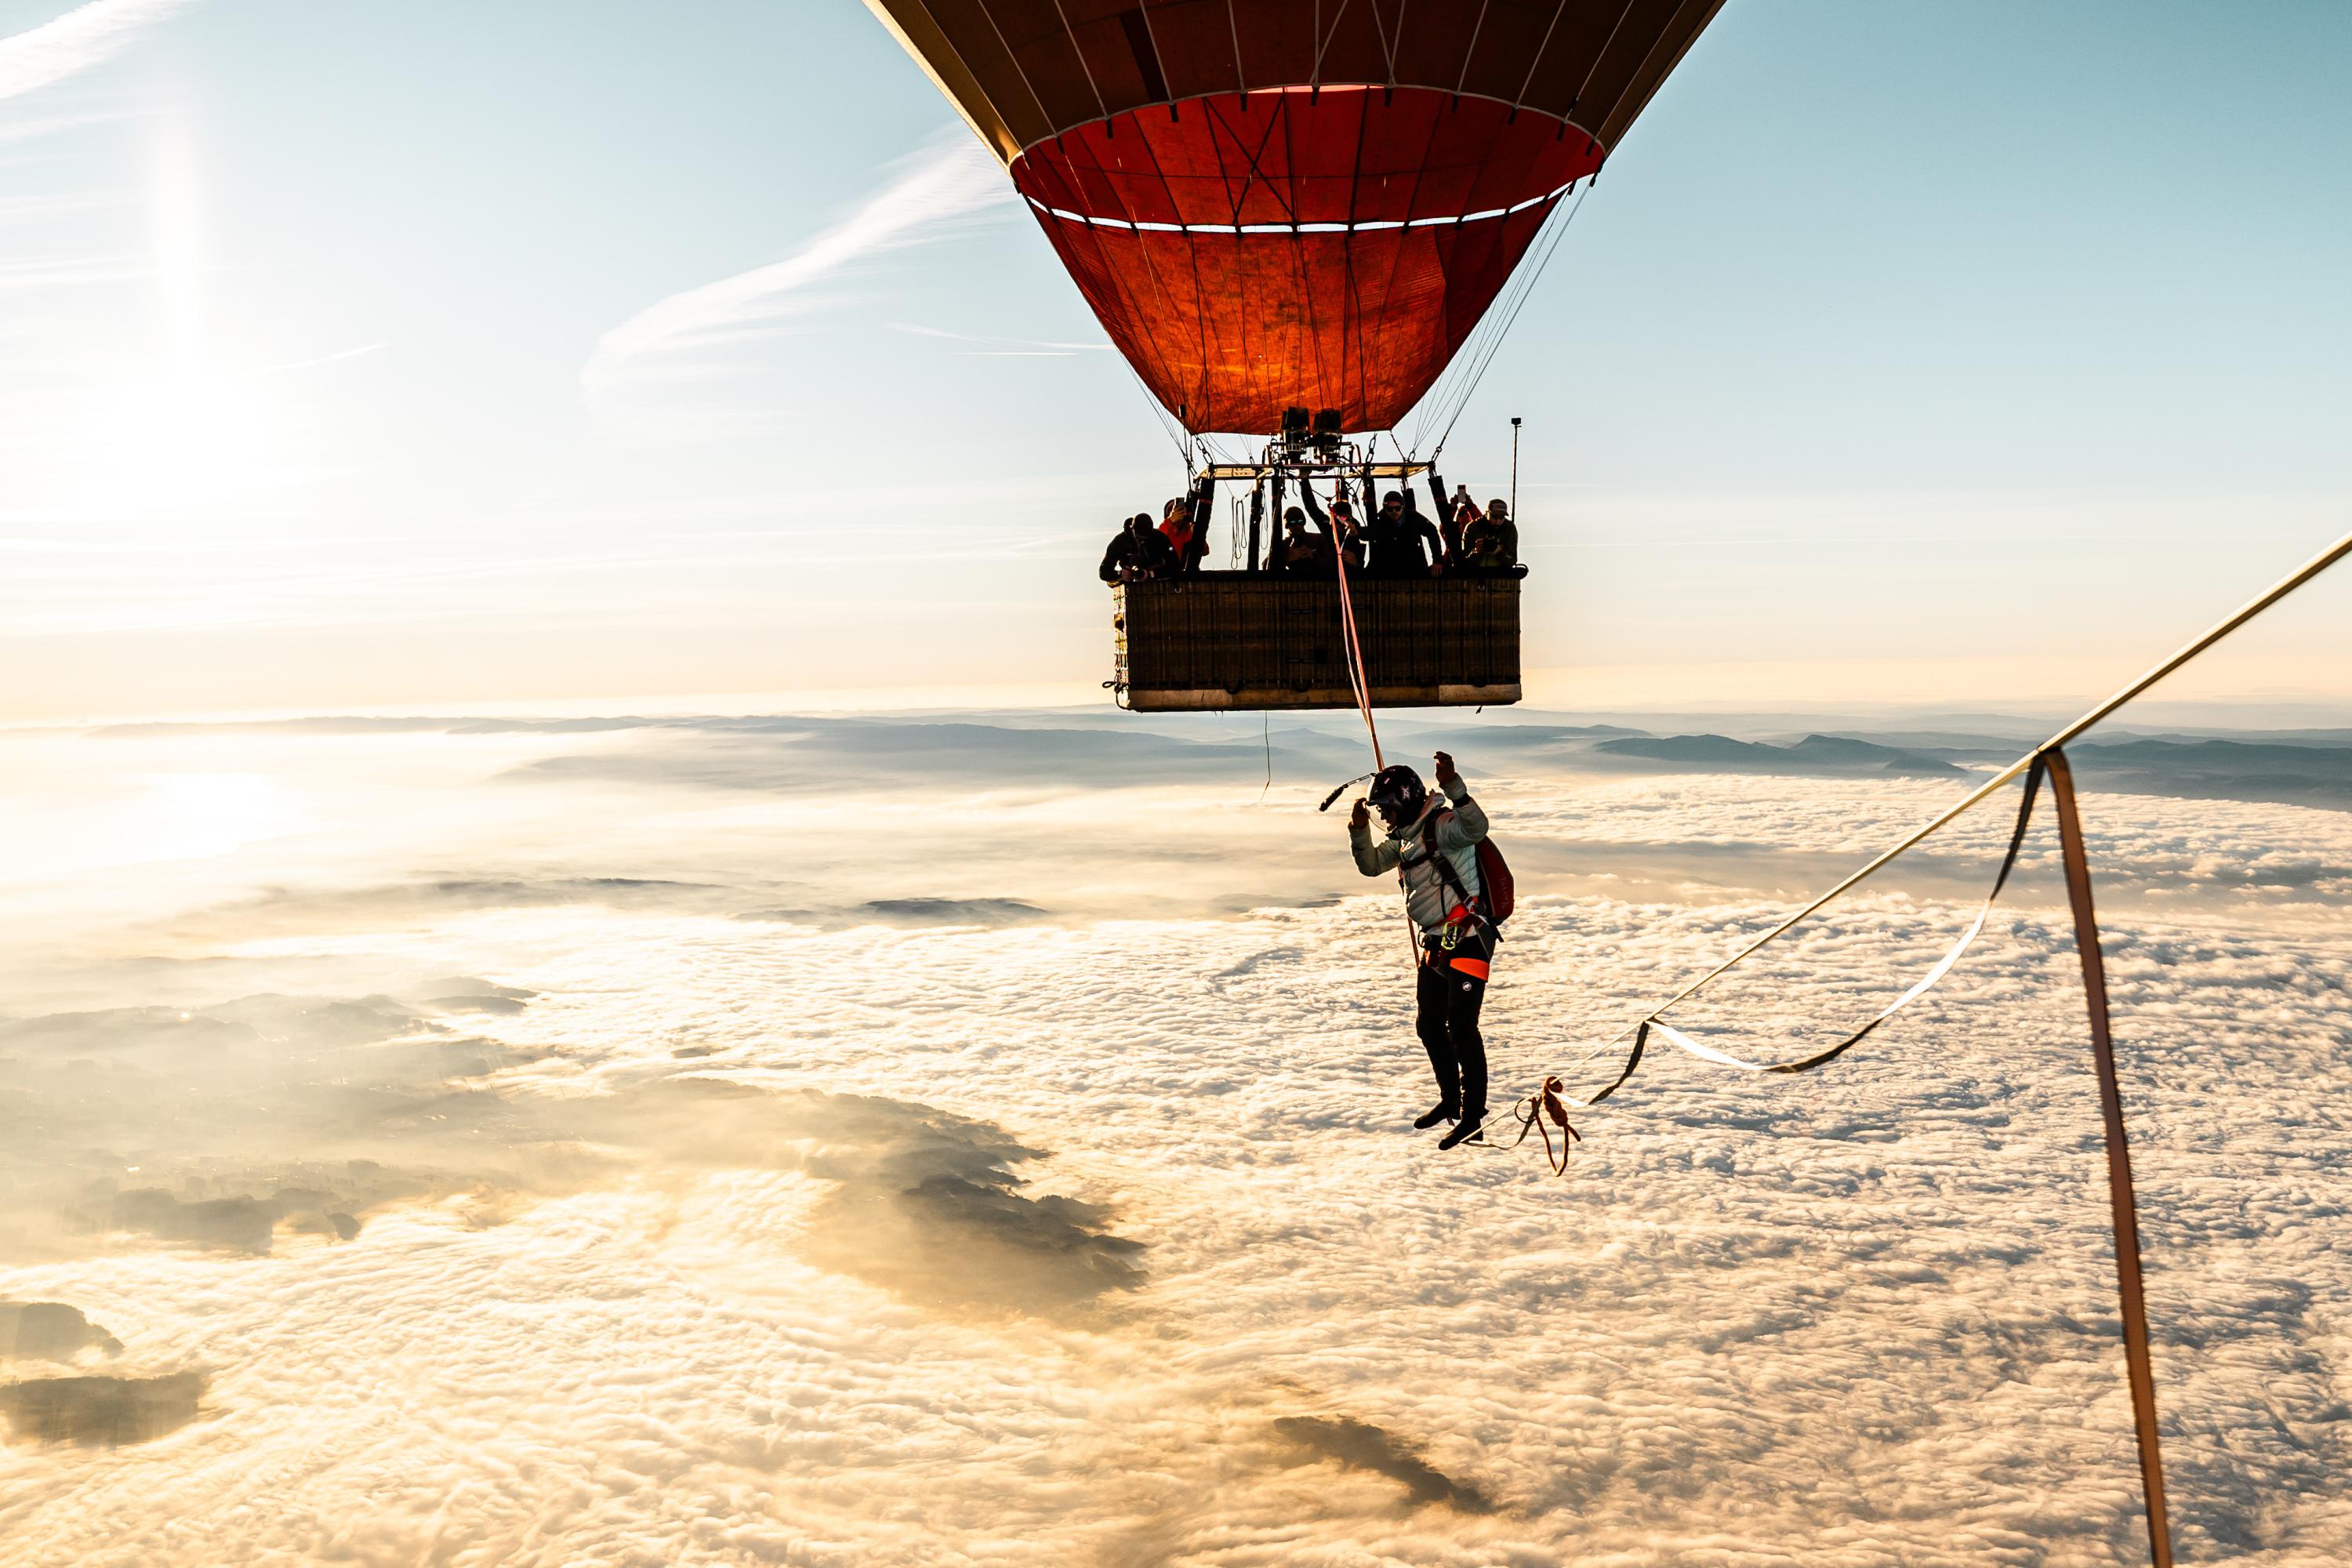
[863,1,1723,710]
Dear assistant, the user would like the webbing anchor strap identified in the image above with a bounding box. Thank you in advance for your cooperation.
[2047,746,2173,1567]
[1507,1075,1582,1176]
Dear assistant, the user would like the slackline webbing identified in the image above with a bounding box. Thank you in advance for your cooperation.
[1493,746,2162,1541]
[1577,757,2046,1100]
[1482,521,2352,1568]
[1529,521,2352,1115]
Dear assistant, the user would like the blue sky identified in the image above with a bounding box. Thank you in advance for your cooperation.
[2,0,2347,719]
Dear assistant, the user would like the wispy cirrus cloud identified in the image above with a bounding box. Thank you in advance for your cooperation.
[0,0,191,103]
[886,321,1111,358]
[0,252,140,291]
[580,130,1013,410]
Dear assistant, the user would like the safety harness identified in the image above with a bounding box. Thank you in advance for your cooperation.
[1403,806,1497,960]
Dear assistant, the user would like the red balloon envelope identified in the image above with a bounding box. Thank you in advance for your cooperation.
[863,1,1723,435]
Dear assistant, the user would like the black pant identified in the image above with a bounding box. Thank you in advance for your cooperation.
[1415,931,1490,1117]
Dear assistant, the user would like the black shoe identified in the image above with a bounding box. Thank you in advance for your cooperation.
[1437,1113,1487,1151]
[1412,1102,1460,1131]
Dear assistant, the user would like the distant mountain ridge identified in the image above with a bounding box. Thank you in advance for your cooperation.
[1588,730,2352,808]
[78,709,2352,810]
[2066,737,2352,808]
[1595,733,1965,778]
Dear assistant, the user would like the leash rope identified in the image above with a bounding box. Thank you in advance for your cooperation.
[1331,523,1383,770]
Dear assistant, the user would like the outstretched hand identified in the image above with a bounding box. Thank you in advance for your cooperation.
[1348,797,1370,831]
[1432,750,1460,790]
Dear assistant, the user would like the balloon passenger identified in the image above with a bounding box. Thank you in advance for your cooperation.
[1461,499,1521,575]
[1299,479,1367,572]
[1348,751,1494,1149]
[1158,495,1207,575]
[1427,472,1477,571]
[1098,513,1178,583]
[1368,489,1445,577]
[1156,496,1196,571]
[1272,506,1333,577]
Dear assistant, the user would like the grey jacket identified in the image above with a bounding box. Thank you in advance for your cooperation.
[1351,775,1488,935]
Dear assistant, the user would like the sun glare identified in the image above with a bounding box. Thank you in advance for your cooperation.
[53,115,287,515]
[152,113,202,370]
[123,771,292,862]
[82,370,279,512]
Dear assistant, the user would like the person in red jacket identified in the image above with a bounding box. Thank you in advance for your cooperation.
[1157,491,1212,575]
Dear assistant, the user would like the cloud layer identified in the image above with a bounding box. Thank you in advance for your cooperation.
[2,713,2350,1563]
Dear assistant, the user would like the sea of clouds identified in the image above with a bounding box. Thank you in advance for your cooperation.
[2,710,2348,1566]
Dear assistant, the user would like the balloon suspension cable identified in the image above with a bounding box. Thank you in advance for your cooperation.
[1432,180,1590,456]
[1409,183,1583,456]
[1121,357,1194,468]
[1414,180,1594,459]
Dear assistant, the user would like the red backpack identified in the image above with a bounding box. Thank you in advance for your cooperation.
[1422,809,1515,927]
